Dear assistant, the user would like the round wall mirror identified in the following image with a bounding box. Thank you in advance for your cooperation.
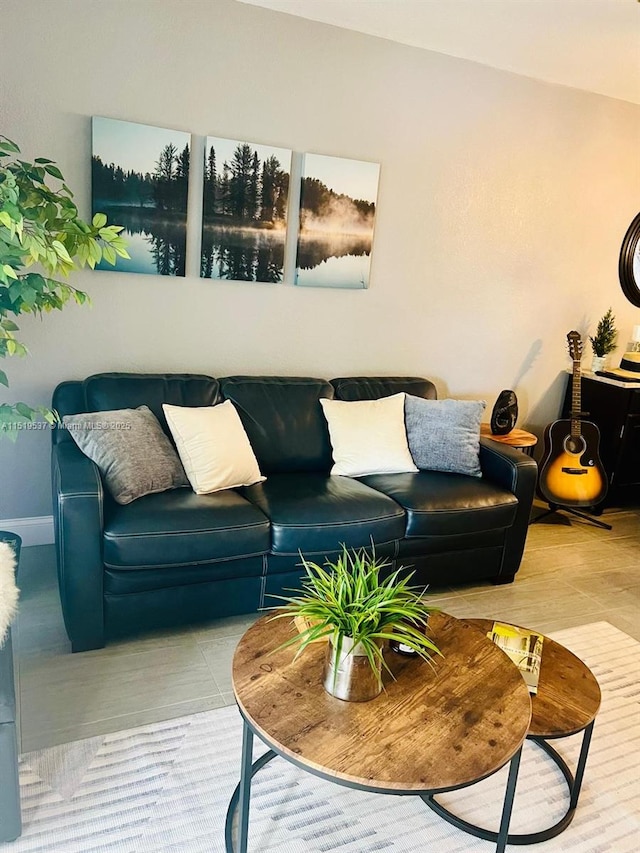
[619,212,640,308]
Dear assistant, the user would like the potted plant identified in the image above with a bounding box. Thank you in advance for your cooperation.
[0,142,128,806]
[589,308,617,373]
[0,135,129,435]
[270,545,442,702]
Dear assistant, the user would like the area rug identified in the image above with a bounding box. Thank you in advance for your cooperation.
[5,622,639,852]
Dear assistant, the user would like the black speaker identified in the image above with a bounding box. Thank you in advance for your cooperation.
[490,390,518,435]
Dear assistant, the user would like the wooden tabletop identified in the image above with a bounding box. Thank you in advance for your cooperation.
[480,424,538,448]
[465,620,601,738]
[232,611,531,793]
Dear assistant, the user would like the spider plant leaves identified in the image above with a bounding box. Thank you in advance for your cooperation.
[268,543,442,686]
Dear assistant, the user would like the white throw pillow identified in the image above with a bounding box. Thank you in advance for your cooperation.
[163,401,265,494]
[320,393,418,477]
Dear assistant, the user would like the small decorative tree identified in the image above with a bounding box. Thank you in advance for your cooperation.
[589,308,617,358]
[0,136,129,438]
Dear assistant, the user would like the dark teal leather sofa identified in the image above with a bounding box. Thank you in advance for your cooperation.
[51,374,537,652]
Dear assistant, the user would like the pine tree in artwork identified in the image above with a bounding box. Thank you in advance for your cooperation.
[228,143,254,219]
[153,143,178,210]
[175,144,190,212]
[247,150,260,221]
[204,145,217,217]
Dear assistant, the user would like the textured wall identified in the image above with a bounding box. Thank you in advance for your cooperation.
[1,0,639,518]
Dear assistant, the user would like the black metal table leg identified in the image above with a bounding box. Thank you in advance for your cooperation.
[570,719,595,809]
[226,738,537,852]
[496,748,522,853]
[236,723,253,853]
[423,723,596,845]
[423,749,523,853]
[225,723,278,853]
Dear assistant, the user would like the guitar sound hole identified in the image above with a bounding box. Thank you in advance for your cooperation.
[565,435,585,455]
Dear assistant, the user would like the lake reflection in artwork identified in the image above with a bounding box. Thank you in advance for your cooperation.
[295,153,380,290]
[201,225,285,283]
[200,136,291,283]
[96,208,186,276]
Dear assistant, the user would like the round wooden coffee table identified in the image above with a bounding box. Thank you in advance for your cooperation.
[424,619,601,845]
[226,611,531,853]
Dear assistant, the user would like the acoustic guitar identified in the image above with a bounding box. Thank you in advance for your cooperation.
[538,331,608,508]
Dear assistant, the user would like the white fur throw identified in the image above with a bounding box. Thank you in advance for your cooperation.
[0,540,19,646]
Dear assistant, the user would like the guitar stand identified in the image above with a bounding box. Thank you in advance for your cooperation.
[531,503,612,530]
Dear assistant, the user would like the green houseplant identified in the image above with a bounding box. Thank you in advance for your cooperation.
[0,139,128,840]
[589,308,617,370]
[0,136,129,436]
[270,545,442,701]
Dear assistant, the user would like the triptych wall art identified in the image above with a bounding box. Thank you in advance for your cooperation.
[91,117,380,288]
[92,117,191,277]
[201,136,291,283]
[296,153,379,289]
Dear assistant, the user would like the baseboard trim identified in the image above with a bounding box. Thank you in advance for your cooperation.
[0,516,54,547]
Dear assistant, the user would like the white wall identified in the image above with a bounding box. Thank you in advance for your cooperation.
[2,0,639,519]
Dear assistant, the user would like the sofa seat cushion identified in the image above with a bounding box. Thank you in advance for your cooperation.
[358,471,518,537]
[103,489,270,569]
[242,473,405,557]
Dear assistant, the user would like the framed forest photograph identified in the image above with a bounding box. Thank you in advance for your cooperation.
[91,117,190,276]
[201,136,291,283]
[295,153,380,289]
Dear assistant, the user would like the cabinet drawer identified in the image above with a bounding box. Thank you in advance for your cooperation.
[629,389,640,414]
[616,414,640,486]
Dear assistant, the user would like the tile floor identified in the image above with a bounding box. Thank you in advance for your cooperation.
[13,501,639,752]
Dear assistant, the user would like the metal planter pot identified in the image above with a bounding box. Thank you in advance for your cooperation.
[323,635,384,702]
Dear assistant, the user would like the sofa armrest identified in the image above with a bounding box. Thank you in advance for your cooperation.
[479,437,538,581]
[51,442,106,651]
[0,630,16,725]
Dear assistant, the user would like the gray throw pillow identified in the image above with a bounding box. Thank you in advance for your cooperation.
[63,406,188,504]
[404,396,486,477]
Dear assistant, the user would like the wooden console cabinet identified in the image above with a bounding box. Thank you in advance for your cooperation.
[560,373,640,506]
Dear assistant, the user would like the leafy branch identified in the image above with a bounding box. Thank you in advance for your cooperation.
[0,136,129,436]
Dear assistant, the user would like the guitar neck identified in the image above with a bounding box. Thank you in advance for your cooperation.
[571,358,582,436]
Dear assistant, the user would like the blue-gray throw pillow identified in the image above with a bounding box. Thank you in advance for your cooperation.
[404,396,486,477]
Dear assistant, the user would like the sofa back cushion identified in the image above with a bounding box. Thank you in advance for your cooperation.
[51,381,86,443]
[331,376,437,402]
[86,373,220,434]
[220,376,334,474]
[52,373,220,444]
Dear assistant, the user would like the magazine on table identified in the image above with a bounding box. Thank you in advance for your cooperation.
[487,621,544,695]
